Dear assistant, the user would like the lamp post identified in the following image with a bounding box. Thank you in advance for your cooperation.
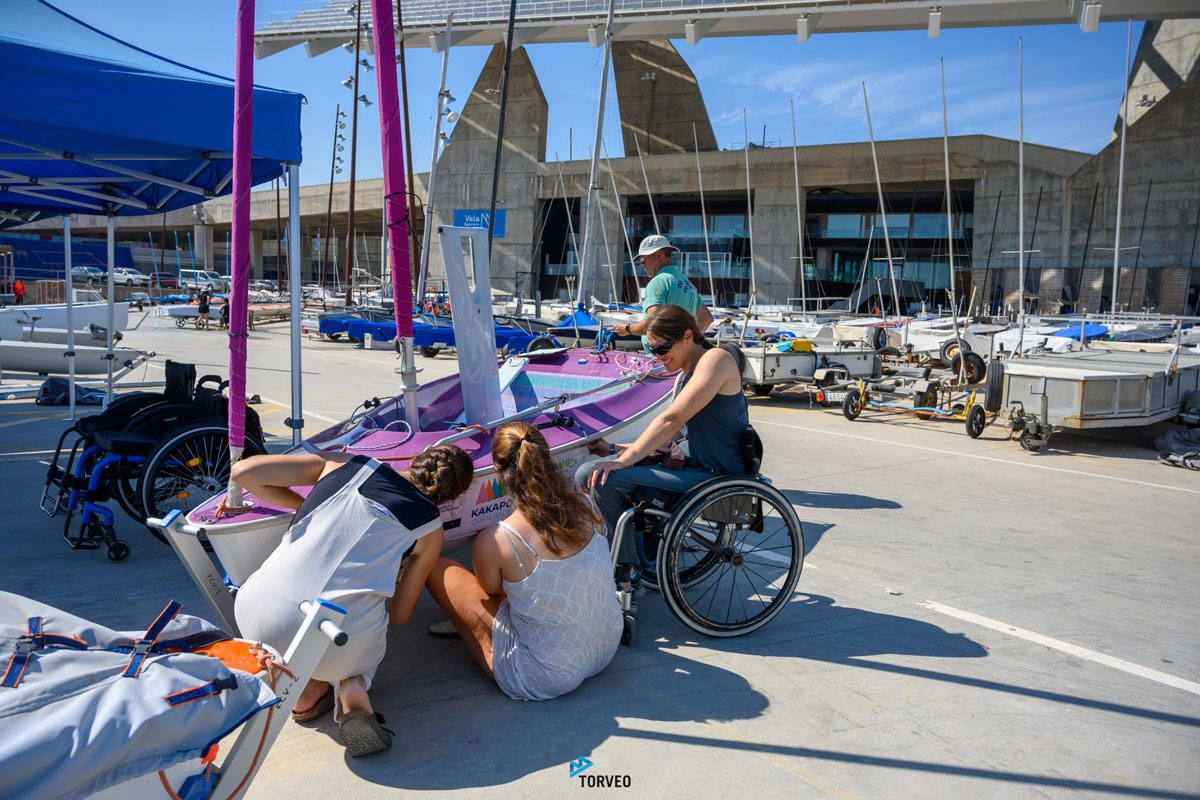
[321,105,346,309]
[344,1,365,308]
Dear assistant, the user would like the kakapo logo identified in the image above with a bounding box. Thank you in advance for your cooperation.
[477,477,506,504]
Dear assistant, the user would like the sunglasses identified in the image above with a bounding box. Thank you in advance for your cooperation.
[647,337,678,357]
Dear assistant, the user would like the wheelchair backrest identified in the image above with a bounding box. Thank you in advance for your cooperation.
[163,360,197,404]
[742,425,763,477]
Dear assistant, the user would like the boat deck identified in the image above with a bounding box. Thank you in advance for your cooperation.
[1,318,1197,799]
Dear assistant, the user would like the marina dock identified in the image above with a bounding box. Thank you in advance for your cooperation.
[2,318,1196,798]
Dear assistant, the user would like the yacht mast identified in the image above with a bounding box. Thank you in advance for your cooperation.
[862,83,903,320]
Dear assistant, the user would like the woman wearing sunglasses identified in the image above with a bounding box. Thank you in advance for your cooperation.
[576,305,748,582]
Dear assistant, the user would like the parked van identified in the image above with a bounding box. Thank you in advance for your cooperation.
[179,269,228,292]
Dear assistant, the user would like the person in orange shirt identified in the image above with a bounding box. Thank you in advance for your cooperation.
[13,279,26,305]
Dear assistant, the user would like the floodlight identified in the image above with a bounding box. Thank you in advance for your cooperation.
[797,15,810,42]
[928,9,941,38]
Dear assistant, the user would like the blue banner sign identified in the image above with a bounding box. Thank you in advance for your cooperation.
[453,209,505,238]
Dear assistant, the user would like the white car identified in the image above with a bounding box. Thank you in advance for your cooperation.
[111,267,149,287]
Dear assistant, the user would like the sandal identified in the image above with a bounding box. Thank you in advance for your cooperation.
[290,687,334,722]
[339,710,394,757]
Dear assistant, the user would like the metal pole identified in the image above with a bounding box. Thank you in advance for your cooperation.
[396,0,421,309]
[488,0,520,255]
[1113,21,1131,311]
[604,143,636,299]
[940,60,965,379]
[694,122,716,308]
[345,0,363,308]
[287,164,303,446]
[418,14,454,305]
[633,135,659,237]
[861,84,901,319]
[64,217,76,421]
[1017,38,1026,347]
[789,100,806,315]
[321,104,340,307]
[742,110,757,299]
[275,177,282,284]
[576,0,618,310]
[105,216,115,404]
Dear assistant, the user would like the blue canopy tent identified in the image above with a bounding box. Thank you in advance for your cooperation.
[0,0,301,226]
[0,0,306,433]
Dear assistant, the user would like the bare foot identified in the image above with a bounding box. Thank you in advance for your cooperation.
[340,676,373,716]
[293,678,331,714]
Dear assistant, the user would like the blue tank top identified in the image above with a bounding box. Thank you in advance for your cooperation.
[681,367,749,474]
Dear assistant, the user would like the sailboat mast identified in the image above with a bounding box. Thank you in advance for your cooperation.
[693,122,716,306]
[941,59,965,376]
[1113,21,1132,311]
[417,14,454,304]
[576,0,618,310]
[742,110,757,300]
[603,143,636,286]
[862,83,902,319]
[1018,37,1026,343]
[634,135,660,236]
[790,99,806,316]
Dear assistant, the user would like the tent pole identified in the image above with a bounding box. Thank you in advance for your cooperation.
[225,0,255,507]
[63,217,76,422]
[106,216,115,405]
[287,163,303,446]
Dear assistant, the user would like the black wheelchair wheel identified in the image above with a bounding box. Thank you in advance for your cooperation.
[660,479,803,637]
[138,424,266,531]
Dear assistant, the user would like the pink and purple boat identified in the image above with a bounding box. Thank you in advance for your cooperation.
[182,347,673,587]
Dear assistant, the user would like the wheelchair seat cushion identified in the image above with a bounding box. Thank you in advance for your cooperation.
[93,429,158,456]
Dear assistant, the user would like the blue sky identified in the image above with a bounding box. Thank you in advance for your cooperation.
[50,1,1141,188]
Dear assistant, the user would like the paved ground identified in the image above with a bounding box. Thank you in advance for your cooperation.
[2,316,1198,799]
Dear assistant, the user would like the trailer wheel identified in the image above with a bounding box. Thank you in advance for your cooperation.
[749,384,773,397]
[1019,433,1044,452]
[965,404,986,438]
[420,346,440,358]
[951,351,987,384]
[872,327,888,350]
[842,389,863,420]
[527,336,557,352]
[939,338,969,366]
[983,360,1005,413]
[174,318,186,328]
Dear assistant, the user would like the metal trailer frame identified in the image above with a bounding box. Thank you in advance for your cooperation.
[730,341,880,399]
[998,346,1200,451]
[837,367,996,439]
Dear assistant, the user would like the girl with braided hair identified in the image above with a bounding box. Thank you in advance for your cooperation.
[425,422,622,701]
[230,444,473,756]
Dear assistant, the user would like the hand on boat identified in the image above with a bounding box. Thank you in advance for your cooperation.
[587,438,611,457]
[587,458,626,487]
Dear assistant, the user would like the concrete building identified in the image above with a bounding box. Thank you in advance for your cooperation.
[11,16,1199,315]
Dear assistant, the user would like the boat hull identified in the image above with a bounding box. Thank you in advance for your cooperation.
[184,349,673,584]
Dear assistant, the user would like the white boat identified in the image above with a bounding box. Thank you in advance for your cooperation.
[1,300,128,333]
[0,339,148,375]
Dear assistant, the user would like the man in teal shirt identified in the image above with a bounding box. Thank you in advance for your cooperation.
[613,235,714,351]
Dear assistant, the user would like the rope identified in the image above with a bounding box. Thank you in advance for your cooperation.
[158,644,294,800]
[213,499,257,521]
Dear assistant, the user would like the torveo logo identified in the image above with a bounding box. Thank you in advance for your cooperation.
[568,756,632,788]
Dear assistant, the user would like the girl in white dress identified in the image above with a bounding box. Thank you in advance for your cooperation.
[425,422,622,701]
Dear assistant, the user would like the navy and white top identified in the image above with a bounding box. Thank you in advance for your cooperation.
[234,456,441,688]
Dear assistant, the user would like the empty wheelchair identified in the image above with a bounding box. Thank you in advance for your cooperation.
[40,360,266,561]
[607,427,804,642]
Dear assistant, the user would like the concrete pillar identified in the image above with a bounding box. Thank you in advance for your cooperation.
[612,40,717,156]
[249,229,264,278]
[425,44,548,294]
[752,186,797,305]
[192,224,215,269]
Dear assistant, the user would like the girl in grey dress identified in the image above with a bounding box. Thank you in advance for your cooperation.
[425,423,622,701]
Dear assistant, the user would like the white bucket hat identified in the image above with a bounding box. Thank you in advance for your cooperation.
[636,234,680,259]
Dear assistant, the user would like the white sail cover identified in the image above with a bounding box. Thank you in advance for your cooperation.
[0,591,277,799]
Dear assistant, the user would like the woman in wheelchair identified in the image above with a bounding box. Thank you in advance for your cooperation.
[229,444,474,756]
[577,305,749,583]
[424,422,623,701]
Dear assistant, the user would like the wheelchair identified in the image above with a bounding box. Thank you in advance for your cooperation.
[40,360,266,562]
[606,427,804,643]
